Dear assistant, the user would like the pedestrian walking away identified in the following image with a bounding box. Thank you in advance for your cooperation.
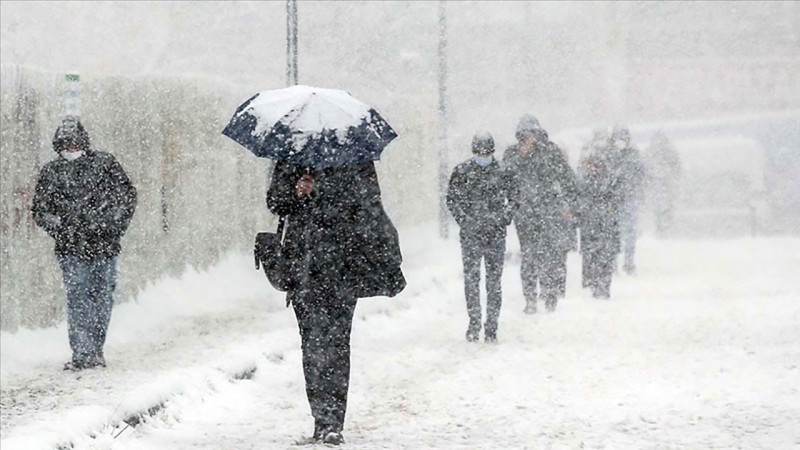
[31,118,137,371]
[578,153,621,299]
[447,132,517,343]
[503,114,579,313]
[610,125,646,274]
[645,131,681,238]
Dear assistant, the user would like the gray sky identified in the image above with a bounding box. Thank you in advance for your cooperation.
[2,1,798,142]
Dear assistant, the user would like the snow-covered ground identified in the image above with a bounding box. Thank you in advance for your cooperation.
[1,225,799,449]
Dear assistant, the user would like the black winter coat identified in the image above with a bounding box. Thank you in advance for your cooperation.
[503,141,579,252]
[579,156,621,257]
[446,157,517,238]
[32,150,137,260]
[267,161,406,302]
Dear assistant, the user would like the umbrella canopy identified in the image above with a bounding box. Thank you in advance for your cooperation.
[222,85,397,168]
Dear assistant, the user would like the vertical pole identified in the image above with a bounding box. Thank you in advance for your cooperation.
[275,0,299,204]
[286,0,298,86]
[437,0,449,239]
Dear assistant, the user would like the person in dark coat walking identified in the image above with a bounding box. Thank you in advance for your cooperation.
[503,115,579,313]
[611,126,646,274]
[446,133,517,343]
[578,153,621,299]
[31,118,137,371]
[267,160,405,446]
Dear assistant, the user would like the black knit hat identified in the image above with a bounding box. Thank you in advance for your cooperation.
[52,118,90,152]
[471,132,495,155]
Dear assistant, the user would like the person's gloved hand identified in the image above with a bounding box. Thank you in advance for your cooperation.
[296,174,314,198]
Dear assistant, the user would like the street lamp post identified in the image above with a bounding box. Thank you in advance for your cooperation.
[286,0,298,86]
[437,0,449,239]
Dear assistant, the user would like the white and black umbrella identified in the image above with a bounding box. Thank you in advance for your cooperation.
[222,85,397,168]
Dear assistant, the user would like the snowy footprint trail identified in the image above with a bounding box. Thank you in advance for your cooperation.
[2,232,800,449]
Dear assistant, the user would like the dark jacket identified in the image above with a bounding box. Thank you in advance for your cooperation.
[503,141,579,252]
[32,150,137,260]
[446,157,517,238]
[579,155,621,256]
[267,161,405,302]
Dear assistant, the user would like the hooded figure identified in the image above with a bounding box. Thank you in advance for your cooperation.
[503,114,579,313]
[267,159,405,445]
[610,125,646,274]
[32,118,137,371]
[447,132,517,343]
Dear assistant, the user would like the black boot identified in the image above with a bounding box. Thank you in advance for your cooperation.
[63,359,87,371]
[88,350,106,368]
[466,328,480,342]
[484,322,498,343]
[322,431,344,445]
[466,320,480,342]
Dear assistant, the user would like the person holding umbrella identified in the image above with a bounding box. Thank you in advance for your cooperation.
[223,86,405,445]
[447,132,517,343]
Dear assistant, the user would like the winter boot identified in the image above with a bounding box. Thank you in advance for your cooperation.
[322,431,344,446]
[89,350,106,368]
[545,297,557,312]
[63,358,88,372]
[466,320,480,342]
[484,322,497,343]
[523,299,537,315]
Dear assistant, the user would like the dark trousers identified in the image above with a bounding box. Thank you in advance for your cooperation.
[460,229,505,336]
[292,294,357,435]
[517,229,567,305]
[582,246,615,297]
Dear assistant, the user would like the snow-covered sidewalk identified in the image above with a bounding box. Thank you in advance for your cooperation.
[1,228,799,449]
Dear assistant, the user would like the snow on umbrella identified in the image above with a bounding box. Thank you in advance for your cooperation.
[222,85,398,168]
